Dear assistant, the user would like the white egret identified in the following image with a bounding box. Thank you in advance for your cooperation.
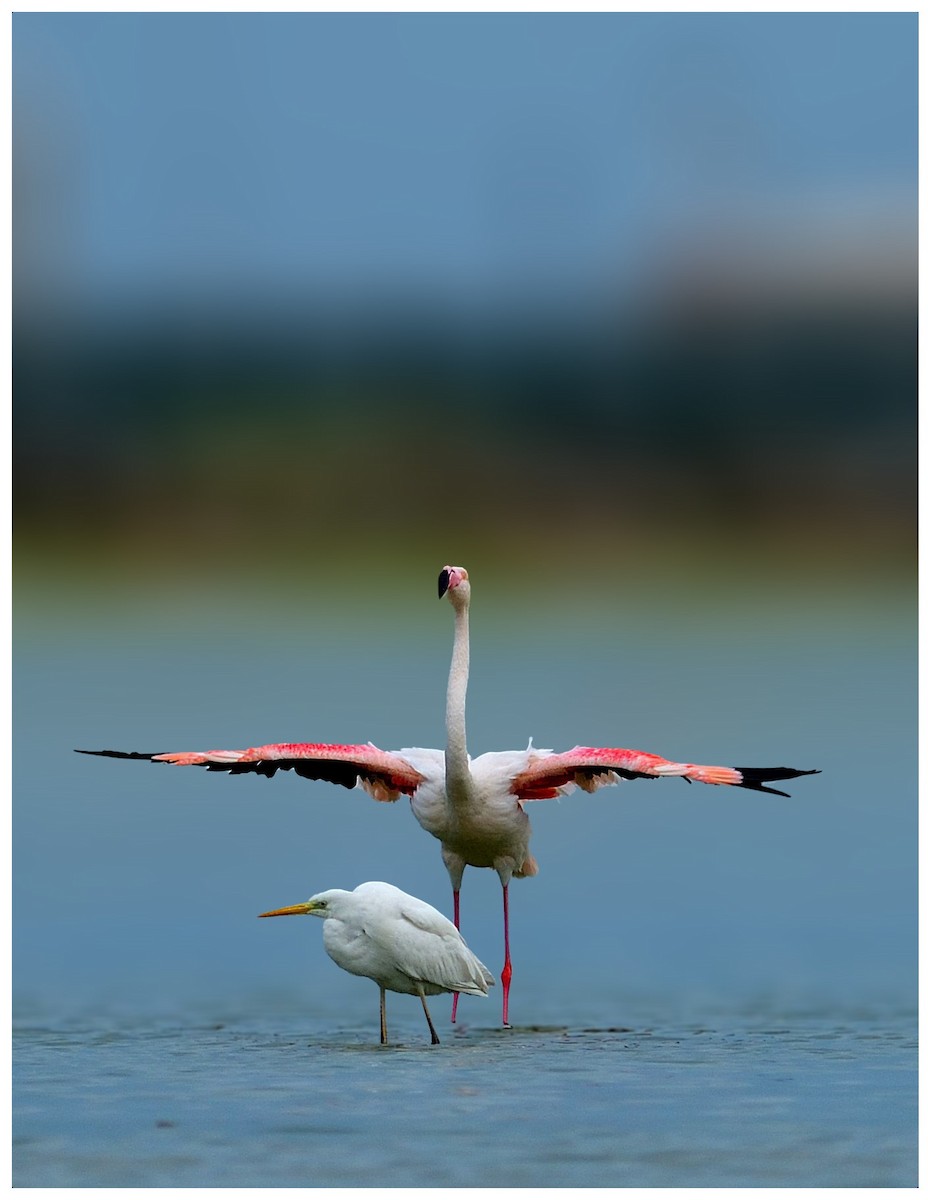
[79,565,819,1027]
[259,881,494,1044]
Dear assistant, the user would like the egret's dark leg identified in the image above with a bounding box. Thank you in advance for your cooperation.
[379,986,388,1045]
[501,883,513,1028]
[416,983,441,1045]
[450,888,461,1023]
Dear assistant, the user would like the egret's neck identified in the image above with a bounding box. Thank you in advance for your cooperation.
[445,602,470,787]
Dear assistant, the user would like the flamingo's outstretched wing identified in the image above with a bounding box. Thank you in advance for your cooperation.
[75,743,426,802]
[511,746,819,801]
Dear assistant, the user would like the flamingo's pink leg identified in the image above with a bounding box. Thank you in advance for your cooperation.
[450,889,461,1023]
[501,883,513,1028]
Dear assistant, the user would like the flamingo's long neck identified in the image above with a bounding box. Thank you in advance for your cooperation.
[445,600,471,791]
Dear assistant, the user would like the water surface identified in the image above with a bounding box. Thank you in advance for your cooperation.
[14,998,915,1187]
[14,584,916,1187]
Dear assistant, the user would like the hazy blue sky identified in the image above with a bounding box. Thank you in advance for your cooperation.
[14,12,916,316]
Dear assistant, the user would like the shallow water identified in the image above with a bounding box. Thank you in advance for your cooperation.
[13,999,916,1187]
[14,584,916,1187]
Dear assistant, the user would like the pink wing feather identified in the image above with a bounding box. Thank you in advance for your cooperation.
[511,746,818,800]
[76,742,425,802]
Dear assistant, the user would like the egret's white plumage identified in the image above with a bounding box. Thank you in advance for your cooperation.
[259,881,493,1044]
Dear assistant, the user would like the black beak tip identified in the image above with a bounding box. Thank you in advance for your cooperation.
[438,569,450,599]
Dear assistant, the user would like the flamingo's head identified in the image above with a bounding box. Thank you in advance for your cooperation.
[438,564,470,608]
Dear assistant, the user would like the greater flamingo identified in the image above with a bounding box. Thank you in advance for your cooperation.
[78,564,818,1026]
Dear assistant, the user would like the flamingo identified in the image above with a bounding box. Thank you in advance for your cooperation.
[78,564,818,1027]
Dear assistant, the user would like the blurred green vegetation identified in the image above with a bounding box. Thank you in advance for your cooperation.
[15,287,914,598]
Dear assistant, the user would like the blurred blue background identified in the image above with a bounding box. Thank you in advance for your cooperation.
[14,13,915,1019]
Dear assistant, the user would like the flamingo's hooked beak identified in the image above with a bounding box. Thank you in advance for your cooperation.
[438,565,468,599]
[258,901,315,918]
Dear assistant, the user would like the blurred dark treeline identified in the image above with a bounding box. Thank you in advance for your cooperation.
[15,260,915,577]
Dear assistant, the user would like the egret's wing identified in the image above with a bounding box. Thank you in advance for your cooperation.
[75,743,425,802]
[511,746,819,801]
[367,900,494,995]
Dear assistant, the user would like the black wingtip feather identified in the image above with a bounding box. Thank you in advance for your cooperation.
[75,749,163,760]
[734,767,821,797]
